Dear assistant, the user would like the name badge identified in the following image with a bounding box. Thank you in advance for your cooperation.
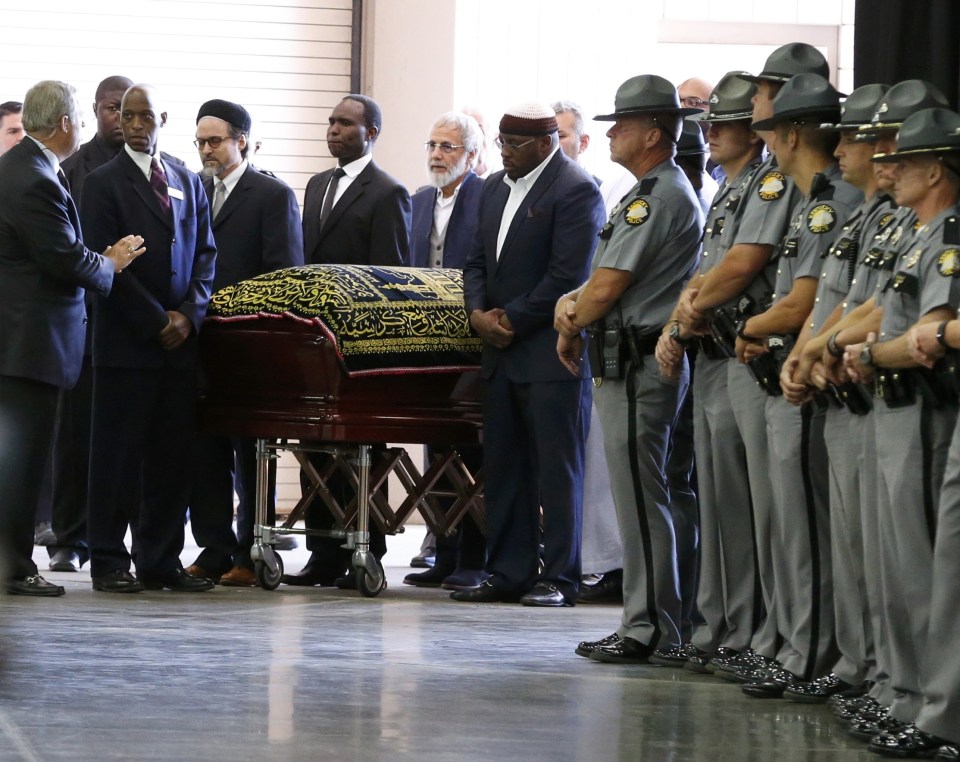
[168,187,184,201]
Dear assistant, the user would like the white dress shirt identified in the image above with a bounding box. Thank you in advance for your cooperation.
[496,146,558,260]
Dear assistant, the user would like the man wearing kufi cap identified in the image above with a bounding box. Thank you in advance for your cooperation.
[728,72,862,697]
[554,74,703,660]
[654,71,772,673]
[185,99,303,587]
[776,83,896,704]
[457,102,604,607]
[840,108,960,756]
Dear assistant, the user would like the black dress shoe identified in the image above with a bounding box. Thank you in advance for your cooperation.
[92,569,144,593]
[49,549,83,572]
[403,567,453,588]
[649,644,694,667]
[703,646,740,673]
[6,574,65,597]
[868,724,949,758]
[783,673,856,703]
[849,714,908,742]
[832,695,881,721]
[450,580,510,603]
[575,632,621,658]
[520,582,571,607]
[280,557,342,587]
[138,568,214,592]
[576,569,623,604]
[936,744,959,761]
[682,644,713,673]
[742,668,799,698]
[588,636,654,664]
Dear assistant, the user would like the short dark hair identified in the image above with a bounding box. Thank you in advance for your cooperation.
[343,94,382,133]
[95,76,134,103]
[0,101,22,122]
[227,122,249,159]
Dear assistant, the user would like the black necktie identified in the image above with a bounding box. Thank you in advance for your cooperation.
[57,168,71,194]
[318,167,346,232]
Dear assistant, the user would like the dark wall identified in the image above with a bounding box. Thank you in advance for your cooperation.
[854,0,960,108]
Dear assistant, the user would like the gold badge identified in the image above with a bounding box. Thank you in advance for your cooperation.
[757,171,786,201]
[877,213,895,230]
[938,248,960,277]
[905,248,922,269]
[807,204,836,234]
[624,198,650,226]
[890,226,904,246]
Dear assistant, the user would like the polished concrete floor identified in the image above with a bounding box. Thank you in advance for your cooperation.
[0,527,878,761]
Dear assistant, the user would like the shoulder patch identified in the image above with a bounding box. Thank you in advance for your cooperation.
[757,171,786,201]
[807,204,837,234]
[624,198,650,226]
[938,248,960,277]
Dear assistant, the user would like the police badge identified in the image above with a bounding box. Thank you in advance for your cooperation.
[807,204,836,234]
[938,248,960,277]
[757,170,786,201]
[624,198,650,226]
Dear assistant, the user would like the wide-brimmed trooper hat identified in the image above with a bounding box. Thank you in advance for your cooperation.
[676,120,707,157]
[751,73,842,131]
[856,79,951,136]
[689,72,757,123]
[871,107,960,162]
[818,83,889,131]
[738,42,829,84]
[595,74,702,121]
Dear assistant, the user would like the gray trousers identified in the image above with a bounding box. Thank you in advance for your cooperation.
[916,413,960,743]
[594,357,688,649]
[874,397,956,722]
[765,397,837,679]
[823,406,874,686]
[726,362,779,657]
[690,356,759,654]
[580,402,622,575]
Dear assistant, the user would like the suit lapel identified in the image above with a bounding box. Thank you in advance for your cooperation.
[319,163,370,242]
[212,170,248,228]
[123,152,173,229]
[496,153,562,268]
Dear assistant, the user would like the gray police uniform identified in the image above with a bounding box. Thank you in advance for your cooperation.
[813,192,896,689]
[872,205,960,722]
[763,164,861,680]
[723,154,802,657]
[592,158,702,649]
[688,155,766,655]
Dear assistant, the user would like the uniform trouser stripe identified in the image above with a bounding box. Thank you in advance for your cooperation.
[799,404,823,681]
[921,404,937,545]
[625,364,661,647]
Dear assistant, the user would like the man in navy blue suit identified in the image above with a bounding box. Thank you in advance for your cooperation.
[185,98,303,586]
[81,84,218,593]
[456,102,605,607]
[0,80,143,596]
[404,111,487,590]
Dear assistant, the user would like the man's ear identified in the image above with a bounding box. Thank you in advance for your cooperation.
[159,111,168,128]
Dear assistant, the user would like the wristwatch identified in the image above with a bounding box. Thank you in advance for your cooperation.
[736,319,758,341]
[859,343,874,368]
[669,321,691,347]
[937,319,951,349]
[826,331,844,358]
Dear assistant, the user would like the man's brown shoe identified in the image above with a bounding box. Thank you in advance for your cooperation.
[185,564,221,584]
[219,566,257,587]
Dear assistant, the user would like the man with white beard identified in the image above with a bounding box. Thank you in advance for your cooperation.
[404,111,488,590]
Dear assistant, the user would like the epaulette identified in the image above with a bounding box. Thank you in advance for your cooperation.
[944,215,960,245]
[636,177,657,196]
[809,172,834,200]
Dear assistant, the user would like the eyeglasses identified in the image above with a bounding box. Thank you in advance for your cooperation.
[424,141,465,154]
[193,136,234,149]
[680,96,707,109]
[494,136,537,151]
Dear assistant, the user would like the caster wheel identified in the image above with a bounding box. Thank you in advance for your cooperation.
[357,561,387,598]
[255,554,284,590]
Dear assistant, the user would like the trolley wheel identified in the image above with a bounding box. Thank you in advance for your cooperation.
[255,554,284,590]
[357,561,387,598]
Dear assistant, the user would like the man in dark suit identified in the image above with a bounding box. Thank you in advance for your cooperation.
[0,79,143,596]
[0,100,24,156]
[81,84,217,594]
[42,75,135,574]
[454,102,605,607]
[185,98,303,587]
[404,111,487,591]
[282,94,411,588]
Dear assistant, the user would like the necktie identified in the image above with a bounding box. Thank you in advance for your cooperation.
[318,167,346,232]
[57,168,71,194]
[150,157,171,212]
[212,180,226,220]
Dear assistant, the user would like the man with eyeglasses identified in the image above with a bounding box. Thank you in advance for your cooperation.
[402,111,487,591]
[81,84,217,594]
[455,102,604,607]
[184,99,303,588]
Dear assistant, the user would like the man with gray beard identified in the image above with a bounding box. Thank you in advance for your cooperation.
[404,111,487,590]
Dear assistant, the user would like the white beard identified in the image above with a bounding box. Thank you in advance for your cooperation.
[426,152,469,189]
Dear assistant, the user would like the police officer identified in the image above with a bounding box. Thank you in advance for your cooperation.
[555,74,703,663]
[733,73,862,697]
[842,108,960,750]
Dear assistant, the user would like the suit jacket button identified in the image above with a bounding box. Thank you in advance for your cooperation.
[171,270,178,276]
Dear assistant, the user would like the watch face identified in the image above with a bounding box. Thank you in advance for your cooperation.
[859,345,872,366]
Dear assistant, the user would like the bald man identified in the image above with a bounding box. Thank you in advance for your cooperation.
[81,84,217,593]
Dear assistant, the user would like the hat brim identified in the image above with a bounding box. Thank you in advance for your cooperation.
[594,105,703,121]
[738,72,792,85]
[817,121,876,132]
[751,108,841,131]
[688,109,754,123]
[872,145,960,162]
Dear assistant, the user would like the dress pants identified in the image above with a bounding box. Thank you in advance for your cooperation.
[580,403,622,575]
[690,356,759,655]
[189,434,241,574]
[0,375,59,579]
[482,369,589,602]
[87,366,197,578]
[595,358,687,649]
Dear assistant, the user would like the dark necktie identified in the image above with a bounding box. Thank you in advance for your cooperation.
[57,168,71,194]
[318,167,346,232]
[150,157,171,212]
